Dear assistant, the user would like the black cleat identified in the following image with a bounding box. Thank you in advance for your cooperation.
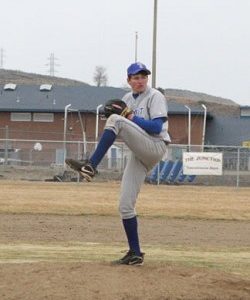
[65,159,87,172]
[112,250,145,266]
[65,159,97,182]
[79,163,96,182]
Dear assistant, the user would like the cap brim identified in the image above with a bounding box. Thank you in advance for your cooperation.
[128,69,151,76]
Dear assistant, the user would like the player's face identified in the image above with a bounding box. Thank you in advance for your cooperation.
[127,74,148,93]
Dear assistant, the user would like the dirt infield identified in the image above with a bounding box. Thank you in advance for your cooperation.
[0,181,250,299]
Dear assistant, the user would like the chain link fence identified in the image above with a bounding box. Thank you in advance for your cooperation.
[0,138,249,187]
[162,144,250,187]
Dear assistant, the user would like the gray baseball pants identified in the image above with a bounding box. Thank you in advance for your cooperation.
[105,114,167,219]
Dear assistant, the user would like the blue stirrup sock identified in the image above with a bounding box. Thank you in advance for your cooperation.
[122,216,141,256]
[89,129,116,168]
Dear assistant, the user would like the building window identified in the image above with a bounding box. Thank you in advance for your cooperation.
[11,112,31,122]
[33,113,54,122]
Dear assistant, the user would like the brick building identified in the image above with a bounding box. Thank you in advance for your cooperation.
[0,83,212,165]
[0,84,207,144]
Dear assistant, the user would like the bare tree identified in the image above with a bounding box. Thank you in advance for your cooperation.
[93,66,108,87]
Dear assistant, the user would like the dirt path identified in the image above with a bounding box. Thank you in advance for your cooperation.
[1,214,250,248]
[0,181,250,299]
[1,213,250,300]
[1,261,250,300]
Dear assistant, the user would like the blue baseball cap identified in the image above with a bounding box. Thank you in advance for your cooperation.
[127,62,151,76]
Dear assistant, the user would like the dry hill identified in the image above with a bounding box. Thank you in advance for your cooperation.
[0,69,88,86]
[164,88,240,116]
[164,88,238,106]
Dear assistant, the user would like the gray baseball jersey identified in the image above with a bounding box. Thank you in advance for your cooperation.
[122,86,171,142]
[104,86,170,219]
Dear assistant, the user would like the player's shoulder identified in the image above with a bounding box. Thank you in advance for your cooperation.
[123,90,133,98]
[122,91,133,103]
[149,87,165,101]
[150,87,164,96]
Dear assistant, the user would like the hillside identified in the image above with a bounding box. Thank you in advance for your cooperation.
[164,88,240,116]
[0,69,88,86]
[164,88,238,106]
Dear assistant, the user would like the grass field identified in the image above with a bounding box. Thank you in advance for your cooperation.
[0,180,250,299]
[0,180,250,219]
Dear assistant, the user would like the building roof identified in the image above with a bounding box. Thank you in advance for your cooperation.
[0,84,206,115]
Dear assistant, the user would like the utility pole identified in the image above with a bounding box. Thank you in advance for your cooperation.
[135,31,138,62]
[152,0,158,88]
[47,53,59,76]
[0,48,4,69]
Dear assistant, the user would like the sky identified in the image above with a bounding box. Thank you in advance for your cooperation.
[1,0,250,105]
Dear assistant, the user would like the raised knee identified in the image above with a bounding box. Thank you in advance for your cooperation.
[105,114,124,134]
[119,203,136,219]
[105,114,122,127]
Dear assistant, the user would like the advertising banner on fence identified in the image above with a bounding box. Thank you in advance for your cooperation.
[183,152,223,175]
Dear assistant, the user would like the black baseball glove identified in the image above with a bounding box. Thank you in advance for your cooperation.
[103,99,133,118]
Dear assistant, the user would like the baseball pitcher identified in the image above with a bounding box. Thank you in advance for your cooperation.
[66,62,170,265]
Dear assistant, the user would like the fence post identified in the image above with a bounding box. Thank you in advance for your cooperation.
[157,162,160,185]
[77,141,81,159]
[121,144,124,173]
[76,141,81,183]
[4,125,9,165]
[236,147,240,188]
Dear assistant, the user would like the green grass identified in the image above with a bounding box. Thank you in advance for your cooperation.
[0,242,249,278]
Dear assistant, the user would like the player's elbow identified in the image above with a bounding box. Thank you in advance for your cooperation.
[151,123,162,134]
[150,118,164,134]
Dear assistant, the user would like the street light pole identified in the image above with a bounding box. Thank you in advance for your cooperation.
[152,0,158,88]
[63,104,71,168]
[135,31,138,62]
[201,104,207,152]
[185,105,191,152]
